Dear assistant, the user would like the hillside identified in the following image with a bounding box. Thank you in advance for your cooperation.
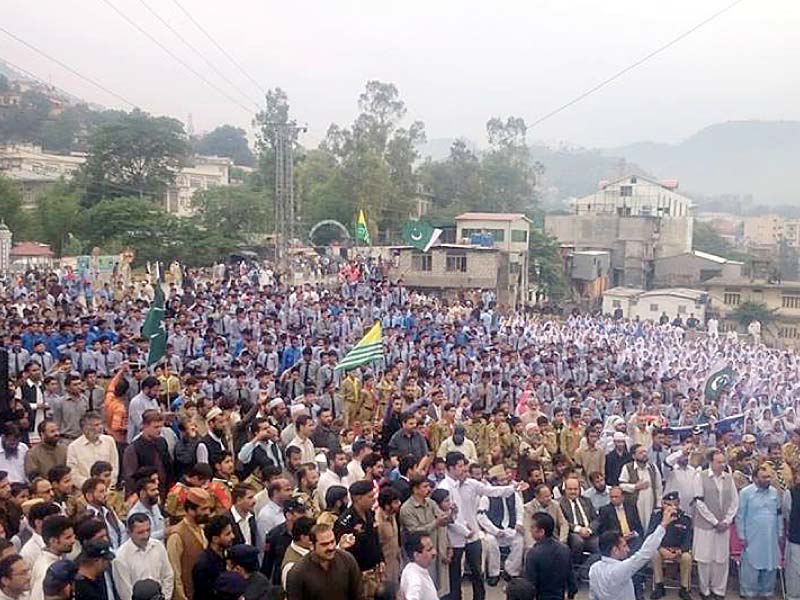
[607,121,800,205]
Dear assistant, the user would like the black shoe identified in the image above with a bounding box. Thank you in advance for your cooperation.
[486,576,500,587]
[679,588,694,600]
[651,583,666,600]
[698,594,710,600]
[500,572,512,582]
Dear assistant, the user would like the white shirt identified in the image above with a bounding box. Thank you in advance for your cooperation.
[30,549,60,600]
[66,434,119,488]
[0,443,28,483]
[317,469,346,510]
[20,532,44,568]
[286,435,315,464]
[346,459,364,483]
[112,537,174,600]
[436,474,516,548]
[589,525,666,600]
[256,499,285,551]
[664,451,699,508]
[400,561,439,600]
[231,506,253,546]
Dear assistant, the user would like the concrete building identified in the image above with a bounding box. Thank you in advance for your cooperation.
[654,250,743,287]
[702,277,800,347]
[742,215,784,247]
[455,212,531,298]
[0,221,12,275]
[603,287,708,322]
[0,143,85,179]
[573,174,692,217]
[546,175,693,289]
[564,250,611,309]
[164,155,232,217]
[394,244,520,307]
[10,242,54,271]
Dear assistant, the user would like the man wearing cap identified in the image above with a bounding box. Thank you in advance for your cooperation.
[196,407,228,467]
[692,449,738,600]
[477,465,525,585]
[341,369,361,427]
[227,544,272,600]
[334,480,384,599]
[166,487,211,600]
[648,492,694,600]
[113,513,174,600]
[74,540,115,600]
[42,560,76,600]
[605,433,632,487]
[620,444,663,532]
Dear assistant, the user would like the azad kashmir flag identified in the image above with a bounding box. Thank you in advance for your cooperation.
[142,281,167,366]
[335,321,383,371]
[402,220,442,252]
[356,209,371,245]
[703,360,735,401]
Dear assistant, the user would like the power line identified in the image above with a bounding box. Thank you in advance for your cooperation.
[0,25,137,108]
[527,0,747,131]
[168,0,267,98]
[135,0,261,111]
[99,0,255,117]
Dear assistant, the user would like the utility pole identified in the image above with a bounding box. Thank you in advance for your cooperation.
[272,123,306,262]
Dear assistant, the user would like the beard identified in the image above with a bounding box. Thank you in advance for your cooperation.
[334,466,348,478]
[2,445,17,458]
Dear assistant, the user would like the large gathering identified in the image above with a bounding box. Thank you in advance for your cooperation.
[0,257,793,600]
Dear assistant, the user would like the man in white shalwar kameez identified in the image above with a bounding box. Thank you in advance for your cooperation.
[692,450,739,600]
[619,444,662,531]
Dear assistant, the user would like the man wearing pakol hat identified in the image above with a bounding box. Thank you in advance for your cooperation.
[333,480,383,599]
[166,487,211,600]
[74,540,115,600]
[477,465,525,585]
[647,491,694,600]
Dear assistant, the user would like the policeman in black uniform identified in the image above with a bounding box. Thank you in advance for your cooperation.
[647,491,694,600]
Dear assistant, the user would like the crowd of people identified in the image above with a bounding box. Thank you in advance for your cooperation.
[0,257,797,600]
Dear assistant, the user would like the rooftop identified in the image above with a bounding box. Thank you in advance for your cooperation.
[640,287,706,301]
[11,242,54,257]
[392,243,498,252]
[690,249,744,265]
[455,212,532,222]
[604,286,644,298]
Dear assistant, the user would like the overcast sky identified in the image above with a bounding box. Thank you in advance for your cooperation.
[3,0,798,148]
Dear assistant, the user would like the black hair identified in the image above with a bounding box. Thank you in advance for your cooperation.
[292,516,315,542]
[532,512,555,538]
[402,531,430,559]
[47,465,71,484]
[42,515,73,544]
[599,530,623,556]
[90,461,114,477]
[445,451,466,469]
[205,515,232,542]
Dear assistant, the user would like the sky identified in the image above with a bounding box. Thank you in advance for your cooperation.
[2,0,799,149]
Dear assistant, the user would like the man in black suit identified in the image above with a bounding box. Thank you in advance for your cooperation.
[558,476,599,562]
[597,486,646,600]
[525,512,577,600]
[228,484,258,546]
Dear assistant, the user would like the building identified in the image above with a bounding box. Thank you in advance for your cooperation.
[546,175,693,289]
[10,242,54,271]
[164,155,232,217]
[573,174,692,217]
[654,250,743,287]
[0,221,12,275]
[393,244,520,307]
[563,249,611,309]
[702,277,800,347]
[0,143,85,179]
[742,215,784,247]
[454,212,531,297]
[603,287,708,322]
[3,169,61,210]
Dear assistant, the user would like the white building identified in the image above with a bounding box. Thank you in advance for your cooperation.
[603,287,709,322]
[0,144,85,179]
[164,155,232,217]
[572,174,693,218]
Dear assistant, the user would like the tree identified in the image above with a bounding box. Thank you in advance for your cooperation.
[191,185,270,238]
[481,116,539,214]
[732,301,776,329]
[0,91,53,144]
[194,125,255,166]
[31,182,82,256]
[81,109,189,207]
[0,175,33,240]
[296,148,351,240]
[692,220,746,260]
[529,228,567,301]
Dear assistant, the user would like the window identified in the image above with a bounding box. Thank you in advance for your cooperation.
[445,251,467,272]
[509,262,521,274]
[612,300,621,308]
[620,185,633,197]
[783,296,800,309]
[411,253,432,272]
[649,304,659,312]
[779,326,799,339]
[487,229,505,242]
[511,229,528,243]
[723,292,741,306]
[678,305,687,314]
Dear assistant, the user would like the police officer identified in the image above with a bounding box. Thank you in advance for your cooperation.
[648,491,694,600]
[333,480,384,599]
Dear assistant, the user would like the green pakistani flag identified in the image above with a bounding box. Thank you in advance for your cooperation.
[142,284,167,366]
[402,220,442,252]
[356,209,371,245]
[703,361,734,401]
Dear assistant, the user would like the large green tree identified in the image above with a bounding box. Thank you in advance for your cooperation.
[481,116,540,214]
[194,125,255,166]
[31,182,82,255]
[0,175,33,240]
[0,90,53,145]
[529,228,567,301]
[191,184,271,238]
[81,109,189,206]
